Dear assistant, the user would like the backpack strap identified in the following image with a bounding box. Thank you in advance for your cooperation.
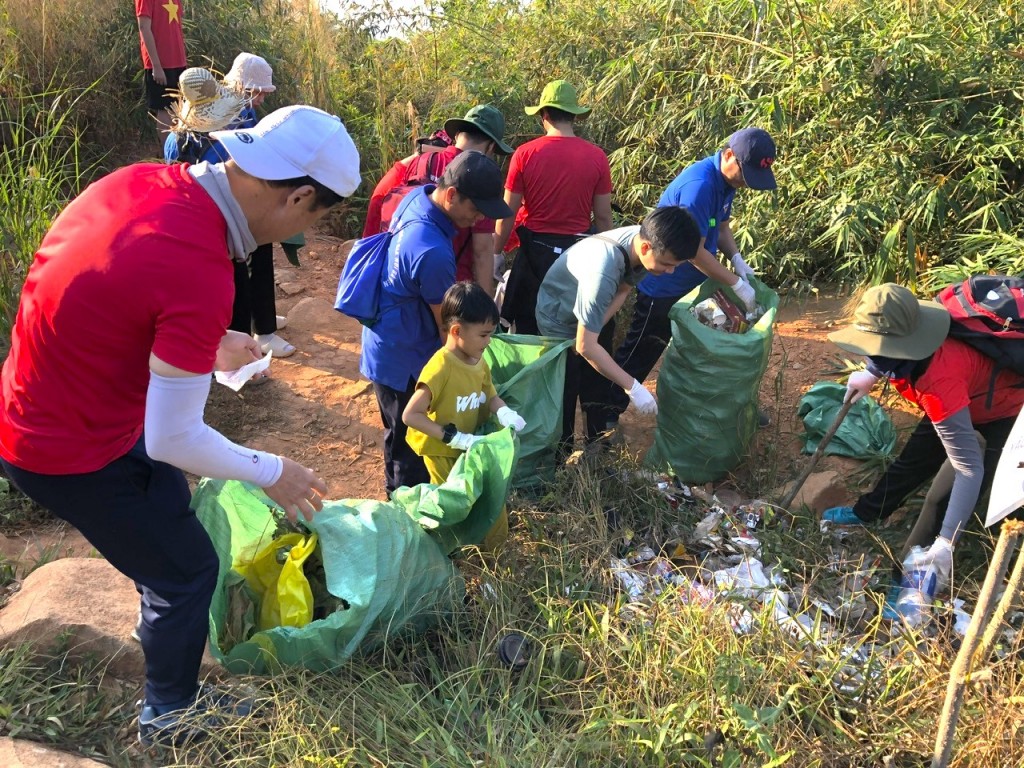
[588,233,633,272]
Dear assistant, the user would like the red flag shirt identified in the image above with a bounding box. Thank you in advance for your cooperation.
[136,0,186,70]
[0,163,233,474]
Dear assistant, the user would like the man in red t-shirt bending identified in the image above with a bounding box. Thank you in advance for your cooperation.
[136,0,187,141]
[0,106,360,747]
[363,104,513,295]
[494,79,614,334]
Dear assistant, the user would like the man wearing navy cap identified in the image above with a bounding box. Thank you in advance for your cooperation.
[599,127,778,432]
[360,150,513,494]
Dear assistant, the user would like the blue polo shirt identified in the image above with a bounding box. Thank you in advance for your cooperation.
[360,185,457,391]
[638,152,736,299]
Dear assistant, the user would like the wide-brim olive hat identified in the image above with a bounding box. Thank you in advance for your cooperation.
[828,283,950,359]
[443,104,514,155]
[524,79,591,116]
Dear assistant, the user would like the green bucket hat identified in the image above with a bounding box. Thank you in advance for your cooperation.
[443,104,514,155]
[828,284,951,360]
[524,80,591,117]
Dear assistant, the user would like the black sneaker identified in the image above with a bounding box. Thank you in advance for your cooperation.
[138,683,257,747]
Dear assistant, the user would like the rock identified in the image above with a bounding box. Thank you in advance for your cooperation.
[287,297,343,334]
[278,282,305,296]
[0,737,107,767]
[0,528,93,576]
[0,558,220,681]
[777,470,849,514]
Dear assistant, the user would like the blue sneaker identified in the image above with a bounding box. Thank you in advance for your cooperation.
[138,683,257,747]
[821,506,865,526]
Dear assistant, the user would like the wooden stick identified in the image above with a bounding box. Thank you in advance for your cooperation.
[931,520,1024,768]
[975,536,1024,664]
[780,398,855,511]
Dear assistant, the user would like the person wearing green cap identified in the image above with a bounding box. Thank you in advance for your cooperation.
[363,104,514,294]
[823,283,1024,619]
[494,80,614,334]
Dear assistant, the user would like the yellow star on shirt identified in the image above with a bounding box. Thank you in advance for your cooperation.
[163,0,180,23]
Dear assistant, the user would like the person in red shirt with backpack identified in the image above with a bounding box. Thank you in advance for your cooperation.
[823,283,1024,619]
[494,79,614,335]
[363,104,514,295]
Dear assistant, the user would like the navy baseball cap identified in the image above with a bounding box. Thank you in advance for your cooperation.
[441,150,513,220]
[728,127,777,191]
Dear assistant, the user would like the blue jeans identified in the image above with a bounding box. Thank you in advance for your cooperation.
[1,437,218,707]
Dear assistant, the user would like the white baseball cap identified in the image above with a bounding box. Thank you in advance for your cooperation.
[223,52,276,93]
[212,105,361,198]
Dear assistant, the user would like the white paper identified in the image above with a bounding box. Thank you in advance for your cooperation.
[986,406,1024,526]
[214,351,272,391]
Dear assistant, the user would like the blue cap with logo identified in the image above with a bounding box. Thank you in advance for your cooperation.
[728,127,777,191]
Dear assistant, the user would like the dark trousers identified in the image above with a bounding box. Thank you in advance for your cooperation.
[1,438,219,708]
[854,415,1015,530]
[500,229,584,335]
[373,379,430,494]
[604,292,680,420]
[230,243,277,336]
[561,320,616,452]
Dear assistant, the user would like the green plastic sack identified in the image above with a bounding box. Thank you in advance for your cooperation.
[194,429,516,674]
[797,381,896,459]
[645,277,779,483]
[484,334,573,489]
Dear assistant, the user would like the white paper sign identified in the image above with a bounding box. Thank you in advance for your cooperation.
[985,406,1024,527]
[213,351,272,392]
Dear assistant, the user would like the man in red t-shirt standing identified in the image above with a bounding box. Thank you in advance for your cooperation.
[494,80,614,334]
[136,0,187,140]
[0,106,360,746]
[362,104,513,295]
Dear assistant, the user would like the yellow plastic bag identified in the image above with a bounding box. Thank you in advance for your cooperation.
[234,532,318,631]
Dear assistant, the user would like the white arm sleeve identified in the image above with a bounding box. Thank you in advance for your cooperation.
[145,371,283,487]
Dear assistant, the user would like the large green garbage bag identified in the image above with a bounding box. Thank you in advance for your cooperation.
[645,277,779,483]
[484,334,573,489]
[194,429,516,674]
[797,381,896,459]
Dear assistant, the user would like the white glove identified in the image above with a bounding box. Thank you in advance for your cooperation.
[448,432,482,452]
[731,252,755,280]
[845,370,880,404]
[730,277,757,312]
[626,379,658,415]
[496,405,526,431]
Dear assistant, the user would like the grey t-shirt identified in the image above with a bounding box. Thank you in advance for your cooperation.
[535,226,647,339]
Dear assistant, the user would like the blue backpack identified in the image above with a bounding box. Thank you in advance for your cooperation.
[334,221,415,327]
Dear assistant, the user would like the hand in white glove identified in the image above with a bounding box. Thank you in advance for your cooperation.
[731,252,756,281]
[448,432,482,452]
[496,405,526,431]
[730,277,757,313]
[844,370,880,404]
[626,379,658,415]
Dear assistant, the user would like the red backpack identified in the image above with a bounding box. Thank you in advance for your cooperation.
[376,150,447,234]
[937,275,1024,404]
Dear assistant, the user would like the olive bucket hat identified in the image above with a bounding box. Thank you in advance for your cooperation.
[524,79,591,116]
[443,104,514,155]
[828,283,951,360]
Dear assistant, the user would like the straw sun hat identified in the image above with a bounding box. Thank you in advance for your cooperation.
[168,67,246,135]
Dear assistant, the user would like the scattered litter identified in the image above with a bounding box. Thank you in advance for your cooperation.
[691,291,766,333]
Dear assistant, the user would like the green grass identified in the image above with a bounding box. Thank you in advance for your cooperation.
[1,456,1021,767]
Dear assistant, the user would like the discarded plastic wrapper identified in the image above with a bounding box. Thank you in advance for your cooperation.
[215,351,273,391]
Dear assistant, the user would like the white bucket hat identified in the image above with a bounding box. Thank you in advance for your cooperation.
[169,67,246,134]
[223,52,276,93]
[211,105,361,198]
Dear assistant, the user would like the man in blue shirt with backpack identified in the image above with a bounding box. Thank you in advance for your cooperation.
[360,151,512,494]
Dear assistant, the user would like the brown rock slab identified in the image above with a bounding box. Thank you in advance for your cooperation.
[0,737,107,767]
[0,558,220,682]
[0,528,94,576]
[778,469,850,514]
[278,282,305,296]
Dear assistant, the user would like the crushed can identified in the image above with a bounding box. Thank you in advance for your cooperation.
[497,633,531,670]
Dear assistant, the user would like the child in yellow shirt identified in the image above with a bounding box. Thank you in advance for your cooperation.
[403,282,526,549]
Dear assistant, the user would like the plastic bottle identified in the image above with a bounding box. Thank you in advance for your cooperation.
[894,539,953,627]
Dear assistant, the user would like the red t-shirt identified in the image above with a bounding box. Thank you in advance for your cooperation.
[0,163,234,474]
[136,0,186,70]
[505,135,612,235]
[894,338,1024,424]
[362,146,493,281]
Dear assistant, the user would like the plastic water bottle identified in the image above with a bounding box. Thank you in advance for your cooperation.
[895,539,953,627]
